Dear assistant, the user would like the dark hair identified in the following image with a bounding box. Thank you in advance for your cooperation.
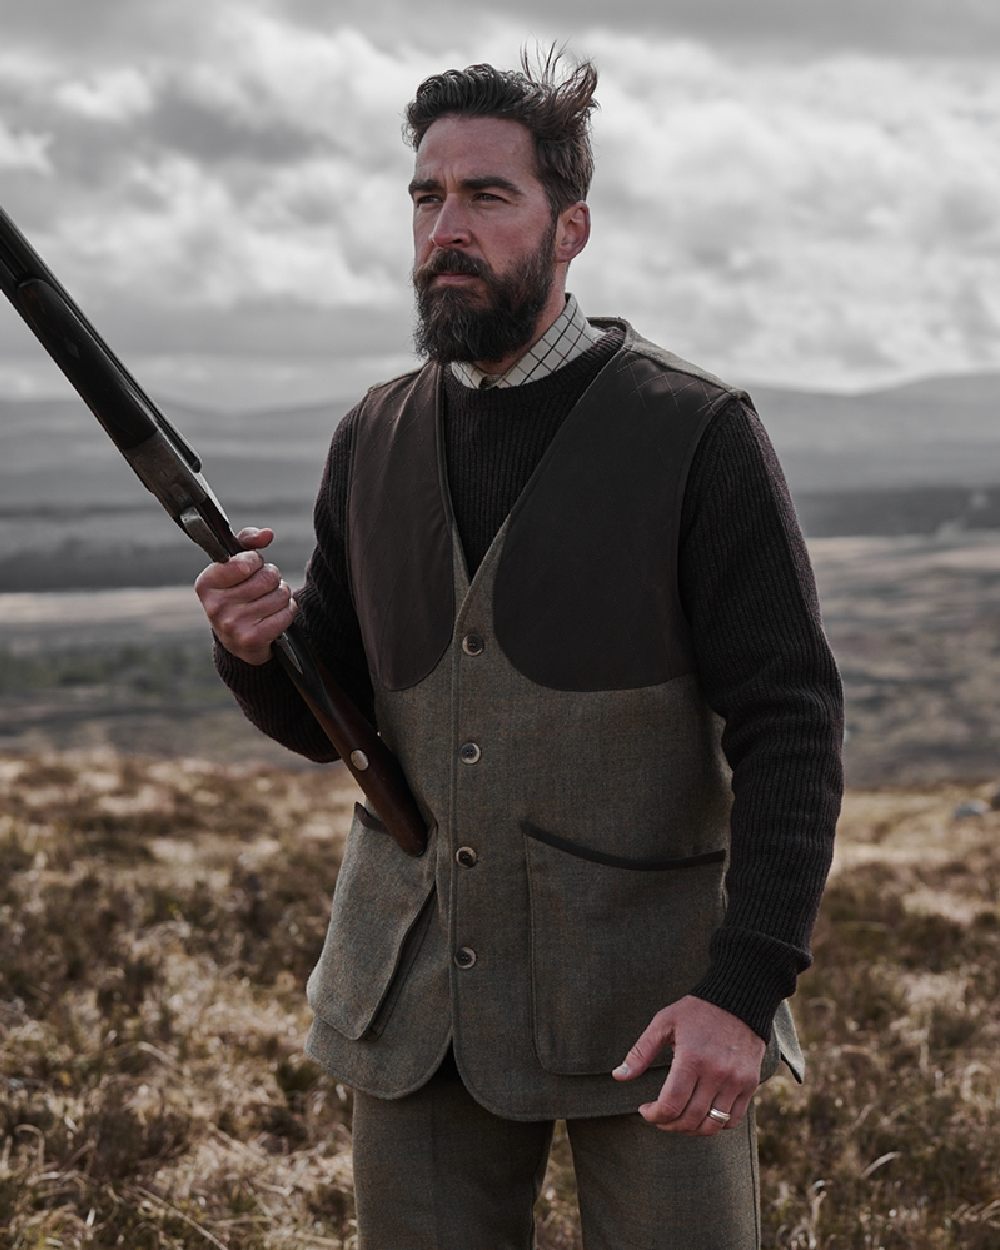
[403,47,598,215]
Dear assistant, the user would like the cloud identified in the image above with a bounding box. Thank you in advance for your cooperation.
[0,0,236,60]
[0,121,53,173]
[54,68,155,123]
[272,0,1000,57]
[0,4,998,403]
[571,40,1000,387]
[7,0,1000,60]
[143,81,323,165]
[0,47,61,93]
[31,145,410,317]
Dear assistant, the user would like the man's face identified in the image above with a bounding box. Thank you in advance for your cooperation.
[409,115,560,366]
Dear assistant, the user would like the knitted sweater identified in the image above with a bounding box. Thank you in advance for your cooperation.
[216,328,844,1042]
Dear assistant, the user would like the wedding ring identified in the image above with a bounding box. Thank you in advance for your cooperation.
[707,1107,732,1124]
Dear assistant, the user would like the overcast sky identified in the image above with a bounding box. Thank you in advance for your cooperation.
[1,1,998,408]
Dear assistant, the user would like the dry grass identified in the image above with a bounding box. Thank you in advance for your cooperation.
[1,754,998,1248]
[1,752,358,1249]
[753,785,1000,1249]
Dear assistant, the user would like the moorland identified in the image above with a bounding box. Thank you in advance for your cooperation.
[0,754,997,1248]
[1,373,999,1246]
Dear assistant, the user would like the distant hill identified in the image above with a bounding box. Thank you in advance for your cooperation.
[3,367,997,500]
[747,370,999,491]
[0,393,351,511]
[1,371,998,590]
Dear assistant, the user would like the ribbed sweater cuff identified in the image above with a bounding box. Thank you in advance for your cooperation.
[688,931,805,1042]
[213,636,293,701]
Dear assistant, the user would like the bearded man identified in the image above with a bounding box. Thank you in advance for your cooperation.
[195,53,844,1250]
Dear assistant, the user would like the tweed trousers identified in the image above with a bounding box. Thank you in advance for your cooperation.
[350,1051,760,1250]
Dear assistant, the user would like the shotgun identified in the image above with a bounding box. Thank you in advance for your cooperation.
[0,201,427,856]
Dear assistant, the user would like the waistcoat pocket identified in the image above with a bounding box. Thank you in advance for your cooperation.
[524,824,726,1075]
[306,803,436,1041]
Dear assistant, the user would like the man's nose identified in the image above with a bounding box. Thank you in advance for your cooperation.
[428,198,472,249]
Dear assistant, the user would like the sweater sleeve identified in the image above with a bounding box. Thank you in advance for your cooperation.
[213,403,375,761]
[679,397,844,1041]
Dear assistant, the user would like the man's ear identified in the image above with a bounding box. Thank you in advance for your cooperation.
[555,201,591,264]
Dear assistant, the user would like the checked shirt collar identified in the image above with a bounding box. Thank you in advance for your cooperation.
[450,294,603,390]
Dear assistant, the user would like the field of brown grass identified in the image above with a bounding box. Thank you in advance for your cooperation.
[1,752,997,1248]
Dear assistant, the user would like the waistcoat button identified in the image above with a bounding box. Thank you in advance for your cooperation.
[462,632,484,656]
[459,741,481,765]
[455,846,478,867]
[454,946,477,969]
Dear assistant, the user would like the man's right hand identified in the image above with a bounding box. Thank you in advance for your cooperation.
[194,526,299,665]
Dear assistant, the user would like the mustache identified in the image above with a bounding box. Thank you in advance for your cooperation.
[413,249,491,290]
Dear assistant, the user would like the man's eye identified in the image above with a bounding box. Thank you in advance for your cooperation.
[414,195,441,206]
[474,192,503,202]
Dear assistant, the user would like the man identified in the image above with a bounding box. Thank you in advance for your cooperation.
[196,53,843,1250]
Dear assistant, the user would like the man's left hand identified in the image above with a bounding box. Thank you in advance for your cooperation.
[612,996,765,1135]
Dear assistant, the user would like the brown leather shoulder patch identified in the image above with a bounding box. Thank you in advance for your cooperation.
[347,365,455,691]
[493,346,731,690]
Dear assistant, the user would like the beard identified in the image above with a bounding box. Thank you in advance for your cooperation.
[412,222,557,365]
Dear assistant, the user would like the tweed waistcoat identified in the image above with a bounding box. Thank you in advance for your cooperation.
[303,321,802,1119]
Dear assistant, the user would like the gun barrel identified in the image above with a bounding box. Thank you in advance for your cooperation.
[0,251,18,300]
[0,203,203,469]
[18,278,161,449]
[0,205,31,295]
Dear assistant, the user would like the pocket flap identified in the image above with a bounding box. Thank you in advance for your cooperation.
[306,803,435,1040]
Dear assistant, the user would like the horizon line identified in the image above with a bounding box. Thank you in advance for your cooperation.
[0,361,997,417]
